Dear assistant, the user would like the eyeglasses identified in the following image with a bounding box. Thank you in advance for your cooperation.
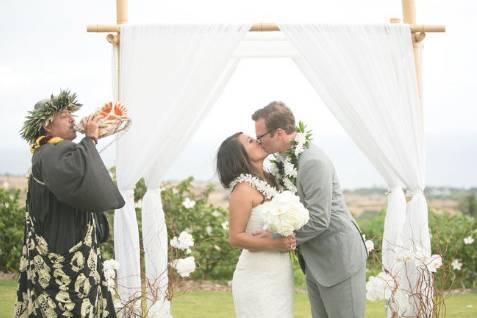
[256,129,275,143]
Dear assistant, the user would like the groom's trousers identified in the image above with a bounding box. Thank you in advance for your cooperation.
[305,265,366,318]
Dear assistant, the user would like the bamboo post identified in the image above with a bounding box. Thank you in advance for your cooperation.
[402,0,424,100]
[116,0,128,24]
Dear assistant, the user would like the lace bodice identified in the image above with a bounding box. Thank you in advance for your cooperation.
[245,204,270,234]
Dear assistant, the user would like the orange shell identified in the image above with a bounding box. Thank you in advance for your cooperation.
[114,103,127,116]
[98,102,113,117]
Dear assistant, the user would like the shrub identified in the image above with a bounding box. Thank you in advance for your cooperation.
[0,188,25,271]
[358,209,477,289]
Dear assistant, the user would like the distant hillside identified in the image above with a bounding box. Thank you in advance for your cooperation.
[2,175,470,216]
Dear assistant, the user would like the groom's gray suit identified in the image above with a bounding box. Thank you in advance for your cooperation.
[295,144,367,318]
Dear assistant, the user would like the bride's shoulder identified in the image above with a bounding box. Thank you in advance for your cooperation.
[229,174,278,201]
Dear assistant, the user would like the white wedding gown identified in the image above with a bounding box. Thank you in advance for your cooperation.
[232,202,294,318]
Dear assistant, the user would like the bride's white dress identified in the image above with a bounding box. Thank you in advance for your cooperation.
[232,202,294,317]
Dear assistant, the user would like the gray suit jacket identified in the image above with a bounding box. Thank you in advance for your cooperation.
[295,144,367,287]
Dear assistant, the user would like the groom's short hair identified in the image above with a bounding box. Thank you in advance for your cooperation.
[252,101,295,135]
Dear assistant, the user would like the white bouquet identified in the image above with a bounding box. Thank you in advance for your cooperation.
[261,191,309,236]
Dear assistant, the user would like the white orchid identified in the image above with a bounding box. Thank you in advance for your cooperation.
[295,132,307,145]
[283,178,297,194]
[269,161,280,177]
[283,158,298,178]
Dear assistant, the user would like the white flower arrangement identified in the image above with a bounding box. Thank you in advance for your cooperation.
[170,231,194,250]
[261,191,309,236]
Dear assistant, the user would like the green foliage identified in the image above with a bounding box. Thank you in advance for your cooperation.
[458,193,477,218]
[0,188,25,271]
[358,209,477,289]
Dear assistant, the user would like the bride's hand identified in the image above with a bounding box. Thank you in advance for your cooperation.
[252,229,273,239]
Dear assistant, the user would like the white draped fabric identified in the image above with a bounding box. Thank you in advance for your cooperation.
[280,24,430,315]
[113,24,250,316]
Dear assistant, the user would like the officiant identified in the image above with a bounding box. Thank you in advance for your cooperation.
[14,89,125,317]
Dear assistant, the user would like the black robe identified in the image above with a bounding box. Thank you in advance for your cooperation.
[29,136,125,253]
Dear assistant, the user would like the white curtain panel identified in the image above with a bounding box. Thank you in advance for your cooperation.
[281,24,429,315]
[113,24,250,314]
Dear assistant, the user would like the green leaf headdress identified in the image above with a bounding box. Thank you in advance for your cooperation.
[20,89,82,144]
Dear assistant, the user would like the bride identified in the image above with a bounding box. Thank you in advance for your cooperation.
[217,132,296,318]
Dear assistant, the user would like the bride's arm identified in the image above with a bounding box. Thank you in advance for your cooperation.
[228,183,294,252]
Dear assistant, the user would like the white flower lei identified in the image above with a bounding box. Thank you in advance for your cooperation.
[270,121,312,192]
[229,173,279,200]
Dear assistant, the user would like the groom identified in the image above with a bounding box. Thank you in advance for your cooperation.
[252,101,367,318]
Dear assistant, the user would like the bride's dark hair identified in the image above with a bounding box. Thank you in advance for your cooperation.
[217,132,276,189]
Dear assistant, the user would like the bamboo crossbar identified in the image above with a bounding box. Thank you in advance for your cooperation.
[87,23,445,33]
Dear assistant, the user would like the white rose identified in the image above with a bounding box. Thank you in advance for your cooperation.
[425,254,442,272]
[170,231,194,250]
[451,259,462,271]
[211,210,222,218]
[365,240,374,253]
[464,236,474,245]
[366,271,396,301]
[221,221,229,230]
[172,256,196,278]
[182,198,196,209]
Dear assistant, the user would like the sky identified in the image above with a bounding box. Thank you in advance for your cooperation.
[0,0,476,188]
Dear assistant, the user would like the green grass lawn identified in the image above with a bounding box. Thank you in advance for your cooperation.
[2,279,476,317]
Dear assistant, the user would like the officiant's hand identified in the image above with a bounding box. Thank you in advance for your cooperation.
[82,114,101,141]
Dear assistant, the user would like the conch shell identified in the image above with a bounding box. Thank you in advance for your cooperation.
[74,102,131,138]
